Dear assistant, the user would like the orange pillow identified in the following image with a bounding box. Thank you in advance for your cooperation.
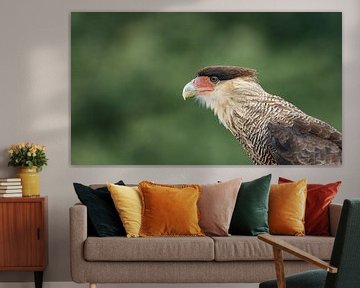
[278,177,341,236]
[138,181,204,237]
[269,179,307,236]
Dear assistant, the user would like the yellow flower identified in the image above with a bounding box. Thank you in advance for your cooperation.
[37,145,46,151]
[27,152,32,157]
[8,149,13,155]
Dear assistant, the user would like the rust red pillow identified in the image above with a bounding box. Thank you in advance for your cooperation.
[278,177,341,236]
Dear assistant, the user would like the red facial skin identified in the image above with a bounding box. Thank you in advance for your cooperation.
[192,76,215,93]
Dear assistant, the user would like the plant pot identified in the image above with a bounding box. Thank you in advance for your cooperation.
[16,167,40,197]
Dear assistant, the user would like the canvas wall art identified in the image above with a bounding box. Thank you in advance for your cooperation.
[71,12,342,165]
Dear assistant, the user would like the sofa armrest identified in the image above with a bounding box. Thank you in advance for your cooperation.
[69,203,88,283]
[329,203,342,237]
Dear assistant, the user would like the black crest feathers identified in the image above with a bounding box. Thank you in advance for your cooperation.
[197,66,257,81]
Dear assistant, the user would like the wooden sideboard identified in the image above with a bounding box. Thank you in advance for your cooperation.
[0,197,48,288]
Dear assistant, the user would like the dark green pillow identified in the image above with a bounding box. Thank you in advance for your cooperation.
[73,181,126,237]
[229,174,271,236]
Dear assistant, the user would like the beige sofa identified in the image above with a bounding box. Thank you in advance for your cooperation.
[70,203,342,287]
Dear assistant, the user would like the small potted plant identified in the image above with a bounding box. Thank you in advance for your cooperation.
[8,143,48,197]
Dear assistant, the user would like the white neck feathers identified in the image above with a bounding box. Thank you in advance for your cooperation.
[195,79,267,127]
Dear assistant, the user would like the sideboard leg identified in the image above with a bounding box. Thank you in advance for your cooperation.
[34,271,43,288]
[90,283,97,288]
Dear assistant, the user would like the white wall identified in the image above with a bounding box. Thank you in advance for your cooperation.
[0,0,359,283]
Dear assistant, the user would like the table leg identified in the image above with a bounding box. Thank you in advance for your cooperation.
[34,271,43,288]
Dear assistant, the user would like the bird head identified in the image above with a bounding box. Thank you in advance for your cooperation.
[182,66,258,103]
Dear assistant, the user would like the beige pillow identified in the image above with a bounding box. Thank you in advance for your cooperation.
[198,178,242,236]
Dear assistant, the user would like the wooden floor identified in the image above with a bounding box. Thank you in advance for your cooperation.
[0,283,259,288]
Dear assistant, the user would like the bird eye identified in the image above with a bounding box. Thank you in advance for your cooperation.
[209,76,219,84]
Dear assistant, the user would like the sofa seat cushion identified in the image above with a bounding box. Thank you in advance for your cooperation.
[212,236,334,261]
[84,236,214,261]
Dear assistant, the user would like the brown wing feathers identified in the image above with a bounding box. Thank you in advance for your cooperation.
[267,120,342,165]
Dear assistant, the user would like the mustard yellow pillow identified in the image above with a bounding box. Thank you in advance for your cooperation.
[138,181,204,237]
[107,183,142,238]
[269,179,307,236]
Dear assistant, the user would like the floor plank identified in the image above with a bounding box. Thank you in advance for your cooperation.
[0,282,259,288]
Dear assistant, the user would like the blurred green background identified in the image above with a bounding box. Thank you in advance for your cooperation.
[71,12,342,165]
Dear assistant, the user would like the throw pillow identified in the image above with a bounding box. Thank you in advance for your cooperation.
[229,174,272,236]
[198,178,242,236]
[73,181,126,237]
[279,177,341,236]
[269,179,307,236]
[107,183,142,238]
[138,181,203,237]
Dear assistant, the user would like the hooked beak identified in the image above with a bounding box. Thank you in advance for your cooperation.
[182,82,197,100]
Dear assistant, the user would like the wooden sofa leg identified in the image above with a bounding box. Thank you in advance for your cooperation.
[89,283,96,288]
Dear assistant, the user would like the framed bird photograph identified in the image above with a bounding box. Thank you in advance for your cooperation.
[71,12,342,165]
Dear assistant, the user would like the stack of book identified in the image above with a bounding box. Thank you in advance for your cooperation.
[0,178,22,197]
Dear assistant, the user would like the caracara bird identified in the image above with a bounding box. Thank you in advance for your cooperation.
[182,66,342,165]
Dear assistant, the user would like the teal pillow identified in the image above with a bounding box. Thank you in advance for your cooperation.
[229,174,271,236]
